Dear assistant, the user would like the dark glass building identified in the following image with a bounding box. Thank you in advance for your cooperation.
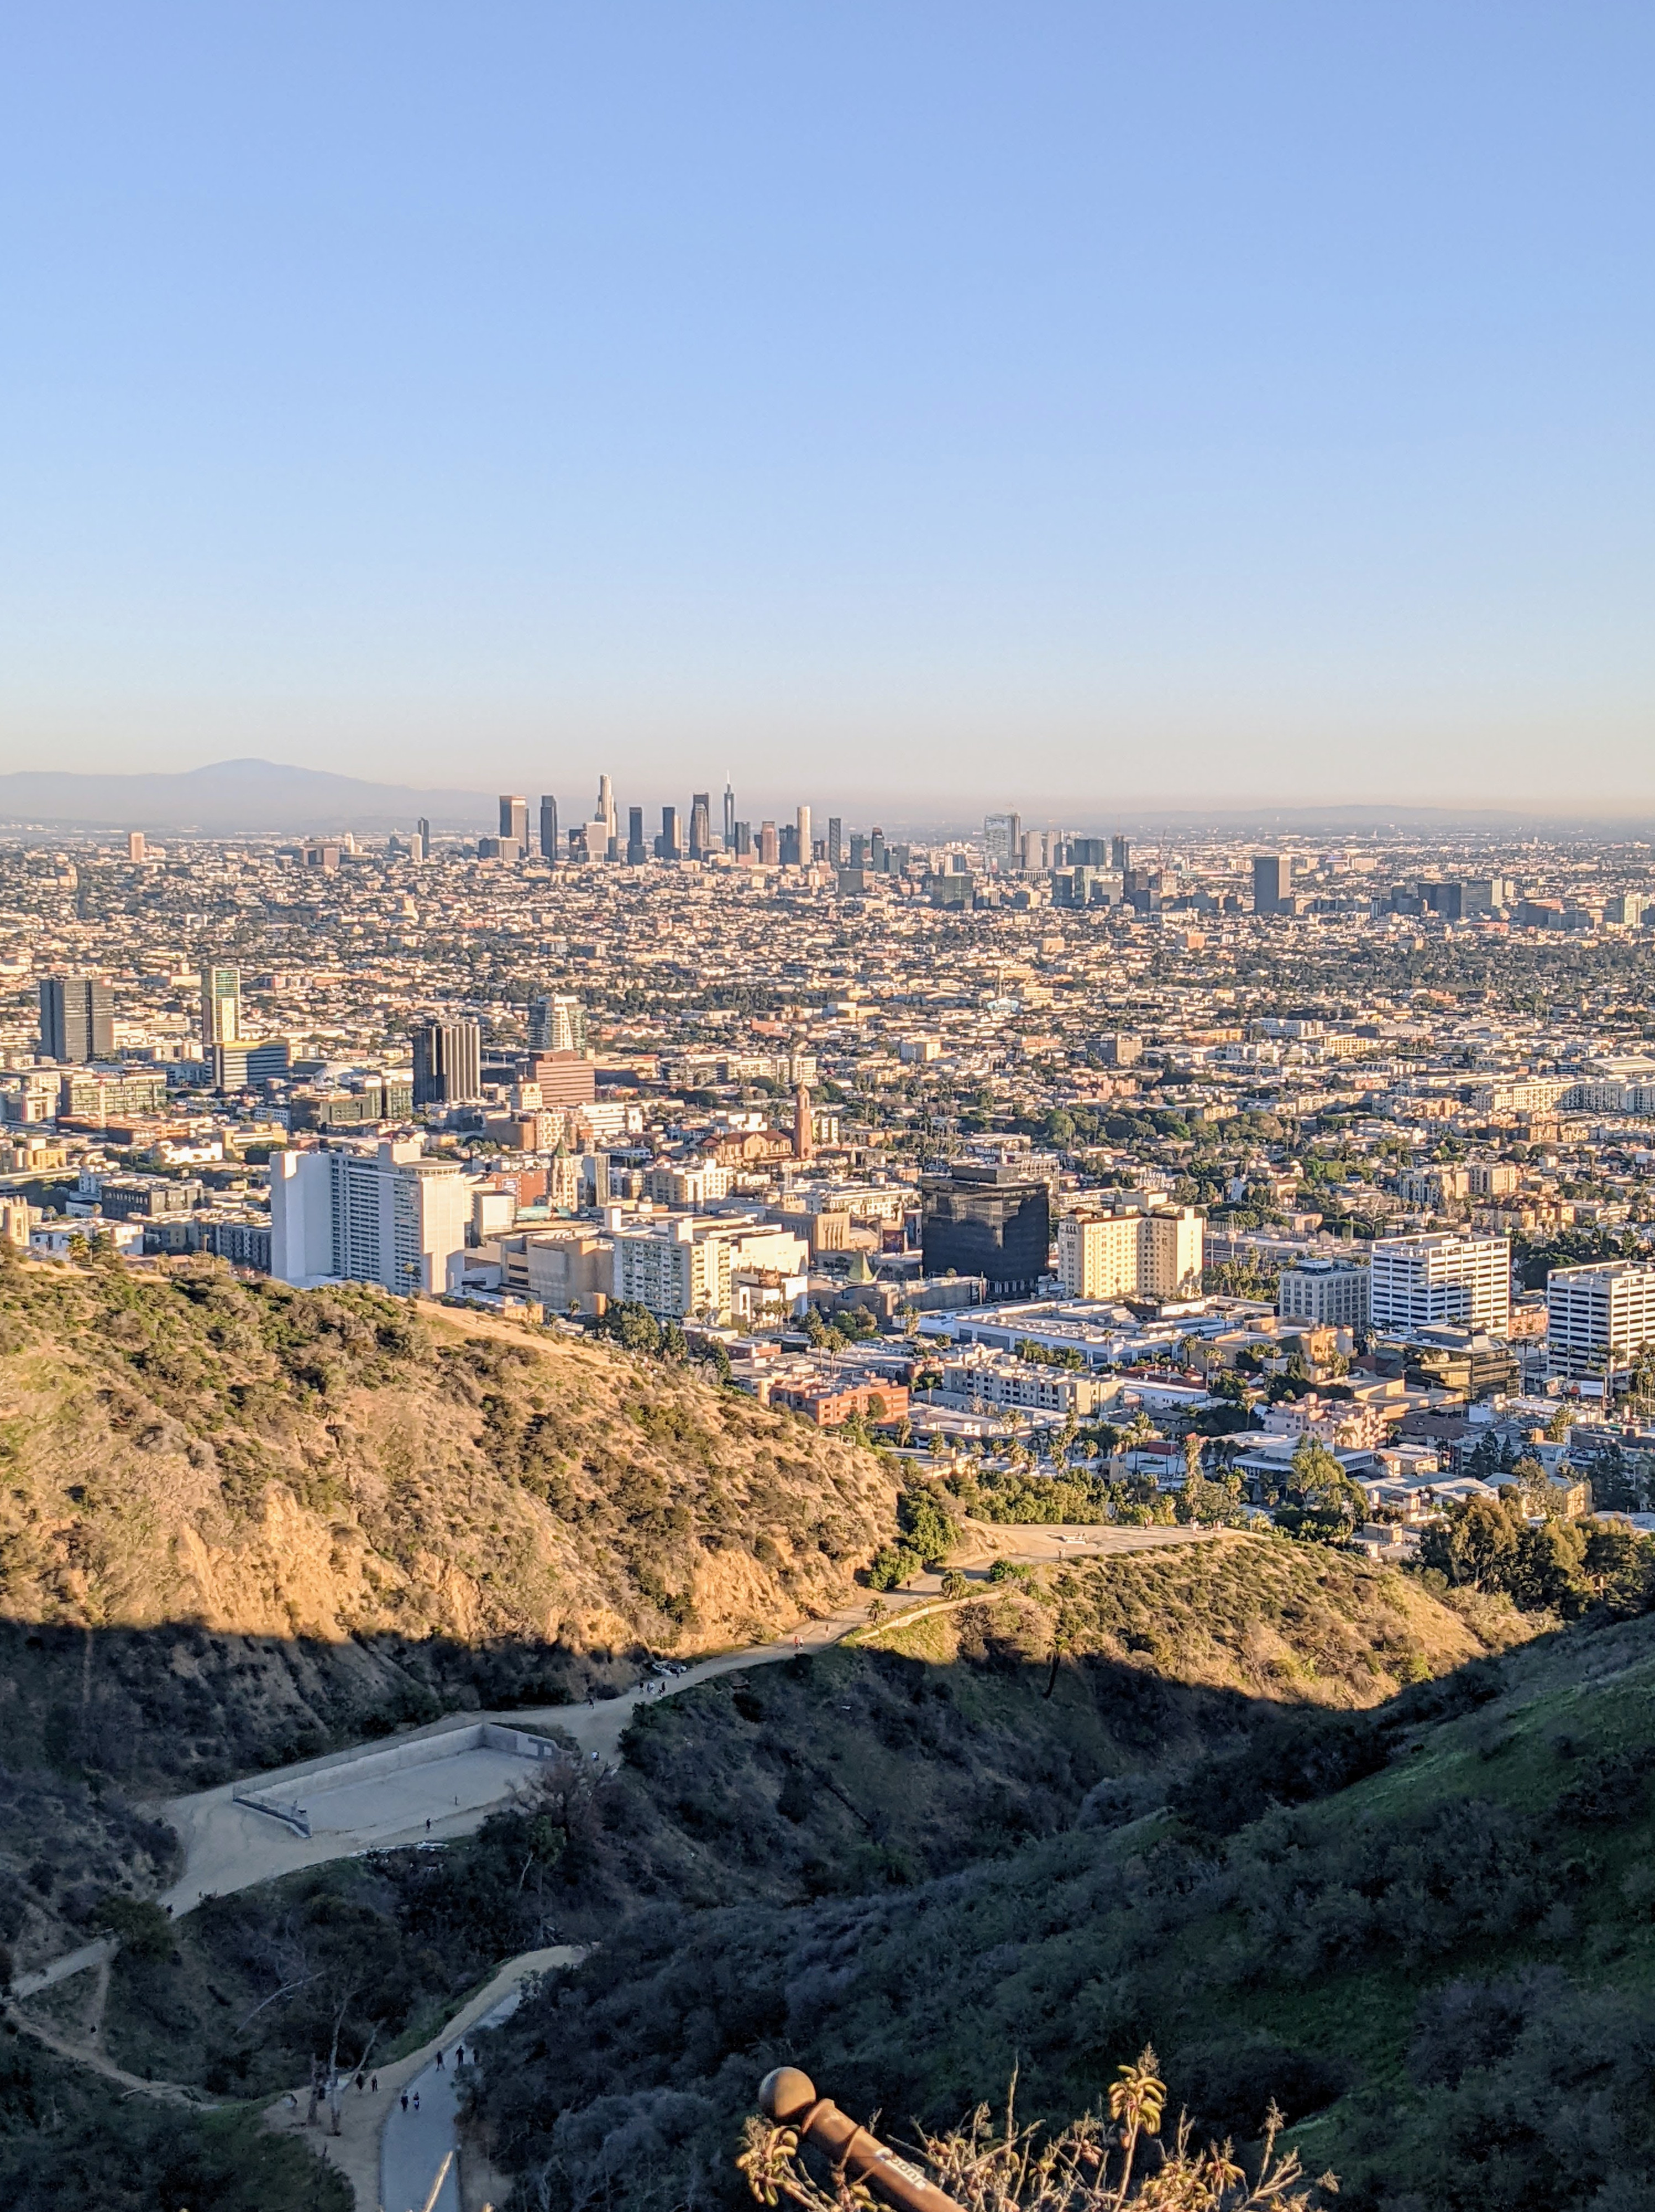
[412,1019,482,1105]
[39,976,113,1062]
[920,1163,1052,1297]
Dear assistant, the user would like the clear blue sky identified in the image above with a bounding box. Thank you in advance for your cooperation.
[2,3,1652,813]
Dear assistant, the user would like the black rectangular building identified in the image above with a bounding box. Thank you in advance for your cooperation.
[920,1163,1051,1297]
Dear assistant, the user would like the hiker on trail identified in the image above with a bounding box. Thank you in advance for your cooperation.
[412,2090,420,2112]
[436,2048,444,2069]
[425,1817,431,1833]
[371,2074,379,2093]
[400,2093,408,2113]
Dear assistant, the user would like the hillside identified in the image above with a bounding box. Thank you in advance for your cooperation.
[0,1248,899,1970]
[0,1251,895,1664]
[471,1595,1655,2212]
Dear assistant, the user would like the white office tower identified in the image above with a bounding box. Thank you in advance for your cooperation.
[1369,1232,1510,1336]
[1547,1261,1655,1380]
[592,773,617,858]
[796,804,811,861]
[528,992,588,1052]
[270,1139,470,1294]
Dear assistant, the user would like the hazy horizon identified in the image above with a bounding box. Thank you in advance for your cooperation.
[3,4,1653,810]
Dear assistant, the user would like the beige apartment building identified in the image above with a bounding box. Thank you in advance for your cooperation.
[1057,1204,1204,1301]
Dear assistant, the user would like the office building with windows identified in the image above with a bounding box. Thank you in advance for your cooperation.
[39,976,114,1063]
[201,965,241,1053]
[270,1137,470,1294]
[1253,854,1290,915]
[499,795,529,847]
[921,1162,1052,1297]
[1370,1231,1510,1335]
[528,994,587,1053]
[538,794,558,863]
[1547,1262,1655,1381]
[412,1019,483,1105]
[1278,1256,1371,1330]
[983,813,1022,868]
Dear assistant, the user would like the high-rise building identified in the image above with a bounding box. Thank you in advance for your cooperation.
[1057,1205,1204,1301]
[1369,1233,1510,1336]
[921,1163,1052,1297]
[794,1082,814,1161]
[1278,1257,1371,1330]
[499,795,529,847]
[689,793,712,860]
[127,830,146,863]
[411,1019,483,1105]
[778,824,801,867]
[795,805,811,863]
[417,816,431,848]
[406,830,427,863]
[611,1215,735,1323]
[593,774,617,859]
[528,993,588,1053]
[213,1039,292,1093]
[758,820,778,866]
[39,977,114,1063]
[733,821,753,859]
[538,795,559,864]
[723,783,736,847]
[657,806,682,860]
[1111,835,1131,873]
[983,813,1021,868]
[200,965,241,1053]
[627,805,647,865]
[1253,854,1290,915]
[826,816,844,867]
[1547,1262,1655,1381]
[270,1137,471,1294]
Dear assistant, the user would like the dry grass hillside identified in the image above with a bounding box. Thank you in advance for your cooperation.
[865,1534,1537,1706]
[0,1249,899,1657]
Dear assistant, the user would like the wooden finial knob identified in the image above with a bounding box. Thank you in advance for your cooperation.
[760,2067,818,2122]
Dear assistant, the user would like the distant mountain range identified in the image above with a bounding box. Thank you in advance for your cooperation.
[0,758,1648,842]
[0,758,495,833]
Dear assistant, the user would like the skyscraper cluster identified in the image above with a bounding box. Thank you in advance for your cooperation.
[477,779,821,868]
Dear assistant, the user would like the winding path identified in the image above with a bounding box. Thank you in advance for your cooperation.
[12,1523,1218,2207]
[156,1522,1214,1916]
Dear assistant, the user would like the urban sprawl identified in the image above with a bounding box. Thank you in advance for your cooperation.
[8,783,1655,1554]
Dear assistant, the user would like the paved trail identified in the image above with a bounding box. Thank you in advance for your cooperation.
[18,1522,1217,2208]
[154,1522,1213,1916]
[261,1947,579,2212]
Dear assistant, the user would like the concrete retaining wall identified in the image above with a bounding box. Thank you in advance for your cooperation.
[228,1721,569,1832]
